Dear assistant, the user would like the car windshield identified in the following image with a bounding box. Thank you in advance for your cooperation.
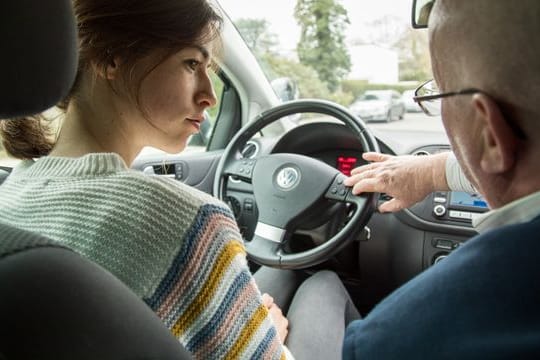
[218,0,445,135]
[0,0,446,166]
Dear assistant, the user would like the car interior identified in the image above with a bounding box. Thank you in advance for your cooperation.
[0,0,491,357]
[132,0,487,315]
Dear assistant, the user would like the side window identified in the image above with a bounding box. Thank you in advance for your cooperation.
[185,71,225,151]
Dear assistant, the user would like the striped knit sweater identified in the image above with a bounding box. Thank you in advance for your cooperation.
[0,153,291,360]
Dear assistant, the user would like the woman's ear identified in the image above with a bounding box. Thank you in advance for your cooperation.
[93,57,121,80]
[472,93,518,174]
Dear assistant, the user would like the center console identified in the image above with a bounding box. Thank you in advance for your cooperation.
[405,190,489,267]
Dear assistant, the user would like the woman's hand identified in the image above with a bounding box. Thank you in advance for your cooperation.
[262,293,289,344]
[344,151,450,213]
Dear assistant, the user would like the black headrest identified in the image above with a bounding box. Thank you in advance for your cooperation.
[0,0,77,118]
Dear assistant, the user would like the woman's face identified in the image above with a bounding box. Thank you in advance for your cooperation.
[135,45,217,153]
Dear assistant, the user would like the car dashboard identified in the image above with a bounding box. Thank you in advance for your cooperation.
[133,120,487,313]
[224,121,488,307]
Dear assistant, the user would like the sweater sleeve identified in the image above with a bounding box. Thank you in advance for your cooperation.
[144,203,291,360]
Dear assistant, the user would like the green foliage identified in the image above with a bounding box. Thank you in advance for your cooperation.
[235,18,278,56]
[294,0,351,92]
[262,54,330,98]
[394,28,432,81]
[232,13,355,107]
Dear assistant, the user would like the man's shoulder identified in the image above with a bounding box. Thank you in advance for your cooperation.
[344,217,540,359]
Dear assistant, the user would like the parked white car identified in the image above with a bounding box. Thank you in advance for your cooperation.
[349,90,405,122]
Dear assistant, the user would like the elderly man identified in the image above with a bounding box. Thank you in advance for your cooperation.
[342,1,540,358]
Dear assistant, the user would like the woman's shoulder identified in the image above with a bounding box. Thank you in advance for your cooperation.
[116,169,228,212]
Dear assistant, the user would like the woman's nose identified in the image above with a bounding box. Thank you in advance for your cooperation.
[197,74,217,108]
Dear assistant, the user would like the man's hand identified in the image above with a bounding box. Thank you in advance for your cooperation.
[262,293,289,344]
[343,151,450,213]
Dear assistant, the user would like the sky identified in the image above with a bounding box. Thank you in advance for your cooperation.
[217,0,413,52]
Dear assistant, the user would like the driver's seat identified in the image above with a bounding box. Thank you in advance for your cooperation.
[0,0,190,358]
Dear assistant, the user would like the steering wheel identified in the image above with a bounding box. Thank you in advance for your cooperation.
[213,99,380,269]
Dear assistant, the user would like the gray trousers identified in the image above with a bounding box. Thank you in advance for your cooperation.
[254,267,360,360]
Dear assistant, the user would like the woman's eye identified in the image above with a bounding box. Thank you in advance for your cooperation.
[185,59,200,71]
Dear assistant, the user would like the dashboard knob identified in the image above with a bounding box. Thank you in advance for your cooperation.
[433,204,446,217]
[433,254,448,265]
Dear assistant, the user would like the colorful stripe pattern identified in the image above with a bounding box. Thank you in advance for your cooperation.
[146,204,285,359]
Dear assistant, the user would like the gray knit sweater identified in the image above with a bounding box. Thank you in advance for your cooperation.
[0,153,288,360]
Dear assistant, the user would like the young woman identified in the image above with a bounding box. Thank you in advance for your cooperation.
[0,0,359,358]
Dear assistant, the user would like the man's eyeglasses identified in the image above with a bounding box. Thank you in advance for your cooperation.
[412,0,435,28]
[413,79,527,139]
[413,79,481,116]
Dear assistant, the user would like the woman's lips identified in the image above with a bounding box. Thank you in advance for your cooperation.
[186,118,202,131]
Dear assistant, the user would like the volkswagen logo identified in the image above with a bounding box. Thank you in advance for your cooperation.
[276,167,300,190]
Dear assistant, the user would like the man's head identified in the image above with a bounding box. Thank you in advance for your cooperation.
[428,0,540,208]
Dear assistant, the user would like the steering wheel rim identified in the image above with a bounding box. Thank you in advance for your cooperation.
[213,99,380,269]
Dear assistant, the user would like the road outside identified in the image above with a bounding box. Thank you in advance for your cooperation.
[367,112,444,133]
[299,111,444,133]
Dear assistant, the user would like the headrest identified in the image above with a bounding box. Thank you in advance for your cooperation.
[0,0,77,118]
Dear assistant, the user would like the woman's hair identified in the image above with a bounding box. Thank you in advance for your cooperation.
[0,0,222,159]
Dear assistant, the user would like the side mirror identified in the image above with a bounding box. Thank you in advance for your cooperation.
[271,77,299,102]
[412,0,434,29]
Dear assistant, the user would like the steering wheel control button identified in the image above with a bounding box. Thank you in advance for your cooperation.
[326,175,350,201]
[433,204,446,217]
[232,159,256,181]
[275,167,301,190]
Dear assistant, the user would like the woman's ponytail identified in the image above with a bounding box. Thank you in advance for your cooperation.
[0,114,55,160]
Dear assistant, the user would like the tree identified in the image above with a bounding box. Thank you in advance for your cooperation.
[294,0,351,91]
[394,28,432,81]
[234,18,278,56]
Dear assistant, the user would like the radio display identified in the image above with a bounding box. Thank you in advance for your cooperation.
[449,191,488,210]
[337,156,357,176]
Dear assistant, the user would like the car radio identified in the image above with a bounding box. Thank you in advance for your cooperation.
[431,190,488,222]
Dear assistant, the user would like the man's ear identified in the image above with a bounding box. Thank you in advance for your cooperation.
[472,93,518,174]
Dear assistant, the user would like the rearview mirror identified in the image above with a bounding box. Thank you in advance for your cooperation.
[412,0,434,29]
